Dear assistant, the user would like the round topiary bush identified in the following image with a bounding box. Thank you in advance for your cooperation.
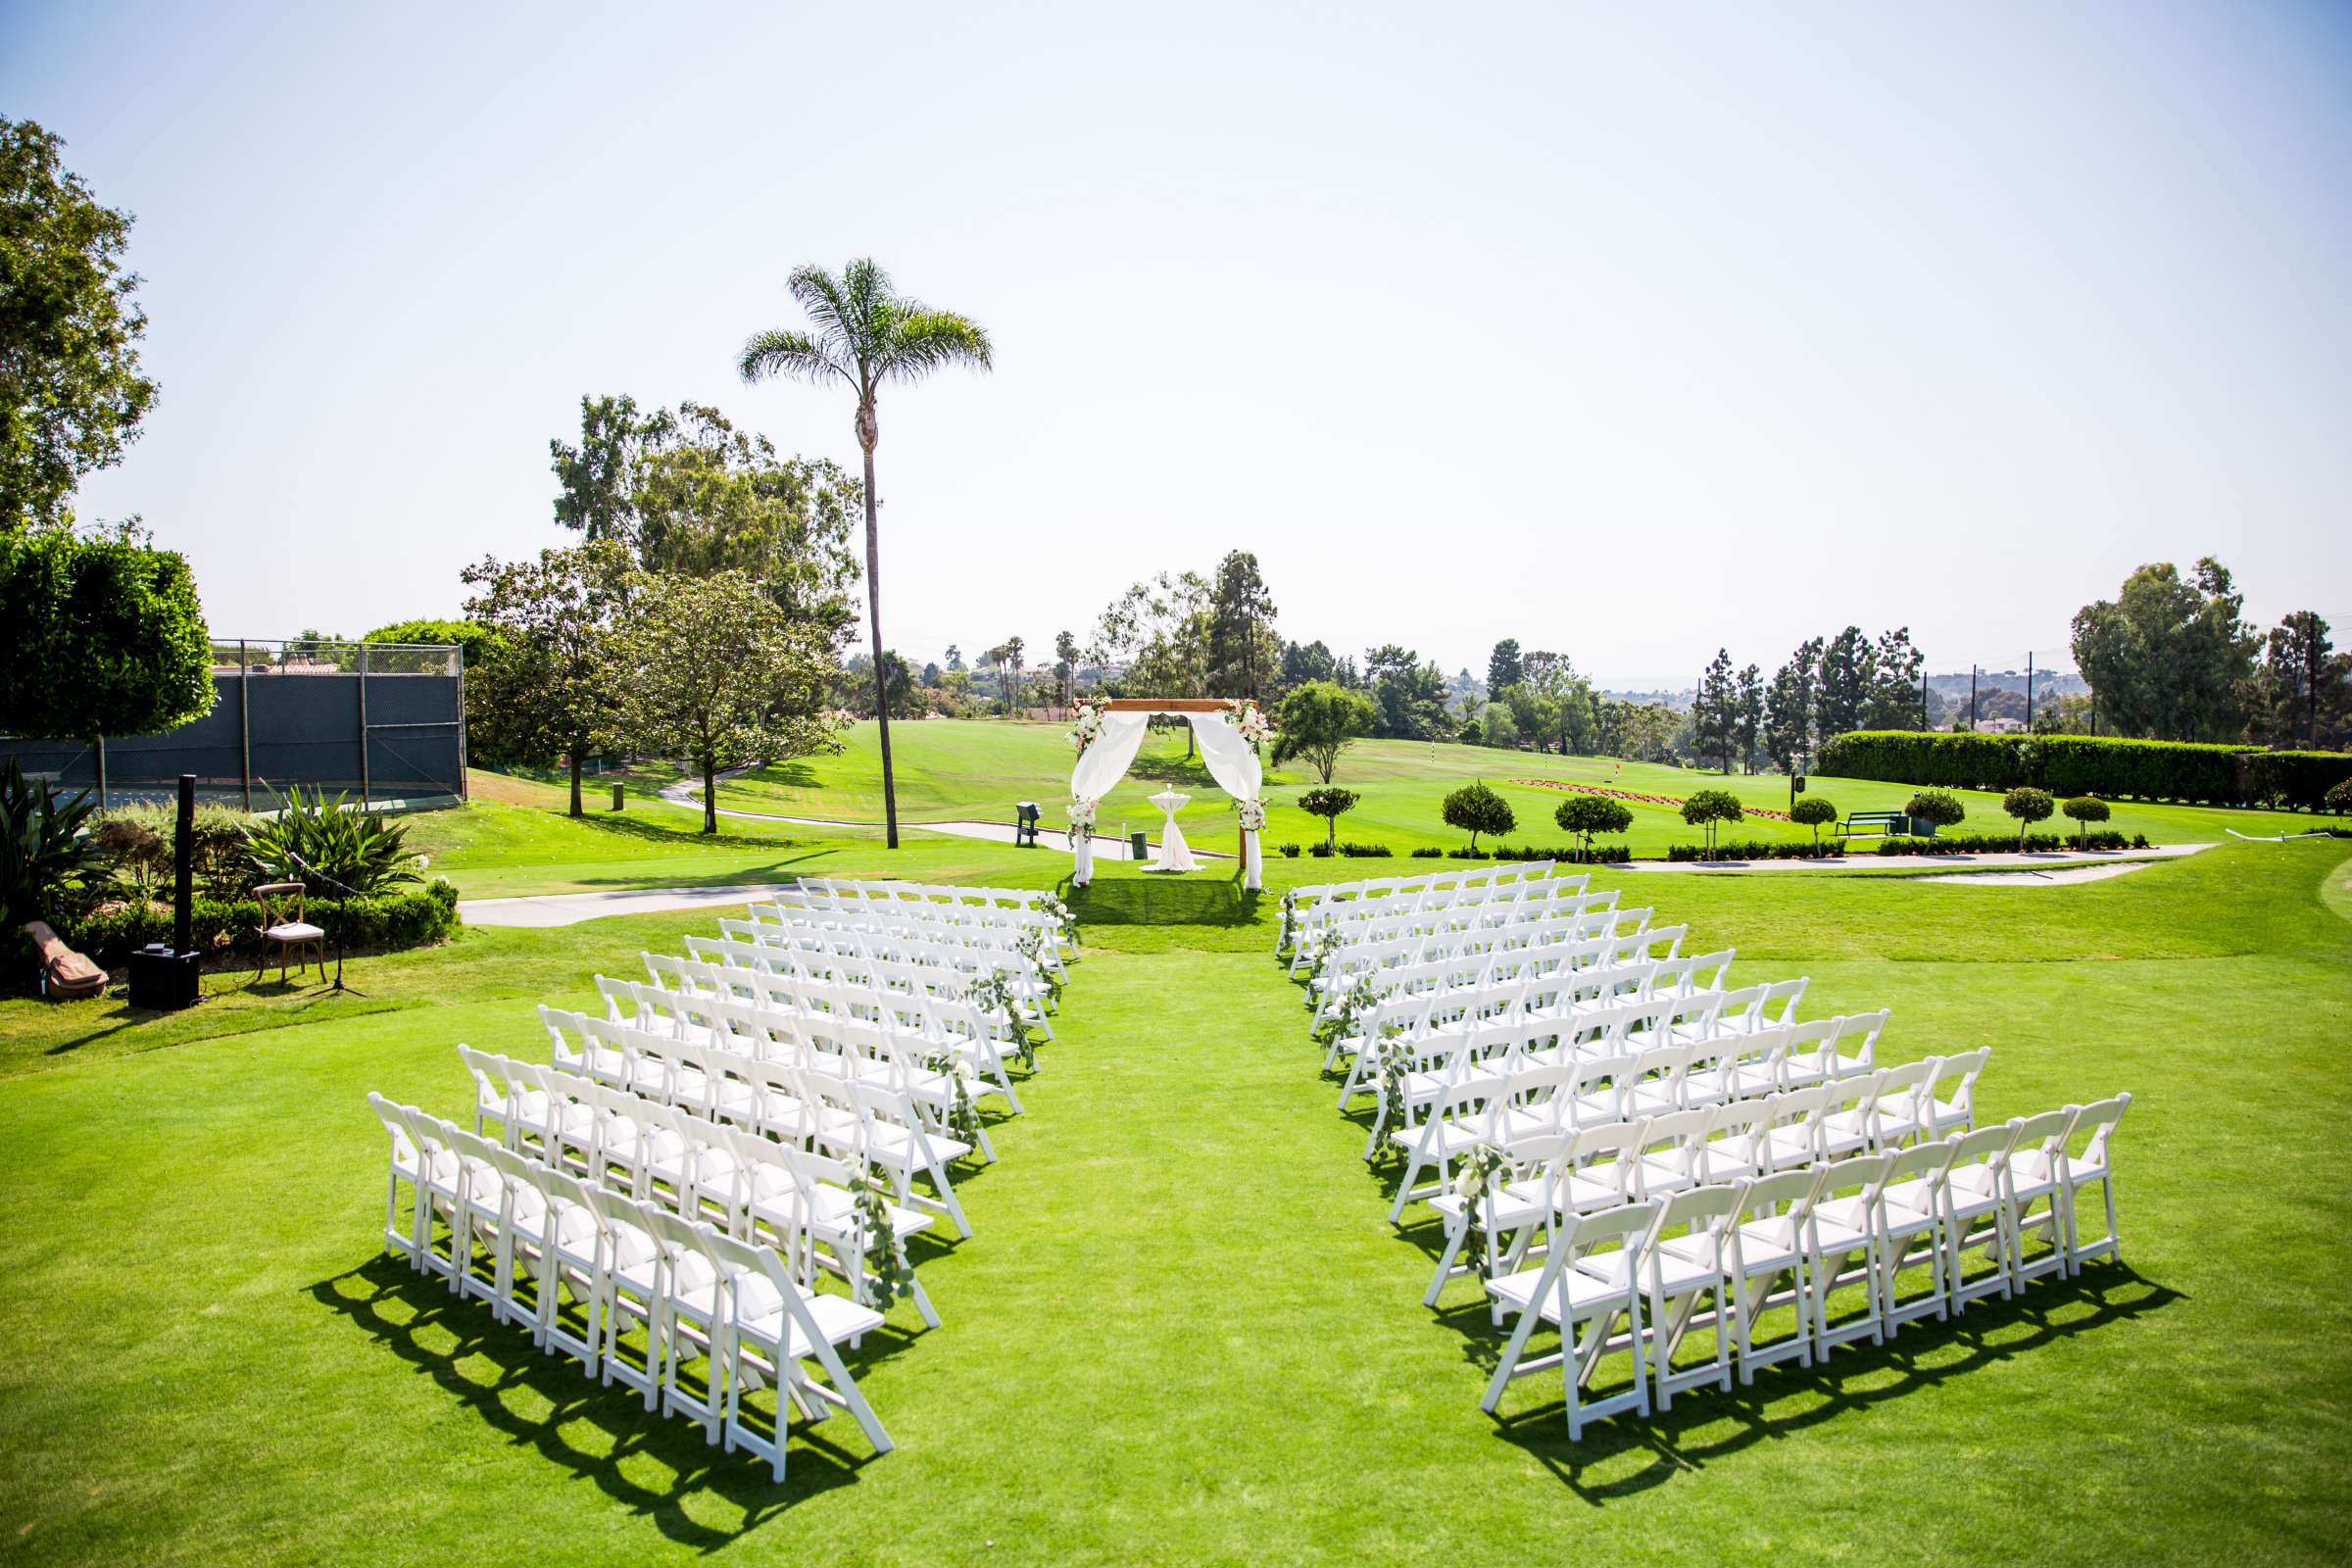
[1554,794,1634,863]
[1442,781,1516,853]
[1789,795,1838,853]
[1906,789,1967,830]
[2061,794,2111,848]
[1297,786,1360,851]
[1680,788,1745,860]
[2003,786,2055,849]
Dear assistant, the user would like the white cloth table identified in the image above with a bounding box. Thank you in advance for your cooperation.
[1149,790,1198,872]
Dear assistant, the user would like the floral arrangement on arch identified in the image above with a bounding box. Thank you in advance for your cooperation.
[1067,798,1097,845]
[1237,798,1267,832]
[1229,699,1273,748]
[1067,705,1102,755]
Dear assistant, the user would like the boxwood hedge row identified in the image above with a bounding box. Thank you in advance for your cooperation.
[1814,732,2352,808]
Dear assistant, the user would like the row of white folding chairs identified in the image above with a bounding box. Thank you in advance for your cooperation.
[1304,894,1632,1002]
[791,875,1052,914]
[1473,1094,2132,1438]
[1379,1023,1915,1219]
[1369,1000,1876,1153]
[454,1048,945,1319]
[754,894,1072,978]
[368,1092,893,1482]
[715,918,1058,1039]
[1285,860,1563,927]
[1325,942,1753,1097]
[538,1006,980,1235]
[1316,931,1726,1038]
[1412,1048,1996,1291]
[1313,911,1663,1043]
[1296,880,1617,977]
[685,930,1050,1046]
[650,945,1020,1053]
[601,966,1026,1113]
[1285,867,1577,971]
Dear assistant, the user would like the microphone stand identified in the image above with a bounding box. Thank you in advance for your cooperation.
[286,852,366,995]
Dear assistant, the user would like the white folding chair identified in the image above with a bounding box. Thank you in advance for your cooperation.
[2059,1093,2132,1275]
[1482,1200,1660,1439]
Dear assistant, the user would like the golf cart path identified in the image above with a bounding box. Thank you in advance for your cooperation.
[1625,842,2211,873]
[655,775,1233,858]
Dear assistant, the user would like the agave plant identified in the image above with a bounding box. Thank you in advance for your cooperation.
[244,787,418,898]
[0,760,106,928]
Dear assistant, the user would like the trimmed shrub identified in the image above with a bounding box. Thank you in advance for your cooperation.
[1871,830,2139,856]
[1410,846,1444,858]
[1336,842,1393,858]
[2003,786,2056,847]
[1441,781,1515,852]
[1905,790,1967,829]
[2329,778,2352,817]
[1816,729,2352,807]
[1788,796,1838,850]
[1297,786,1360,851]
[1277,842,1301,858]
[42,877,461,968]
[2061,794,2111,847]
[1554,794,1634,863]
[1665,839,1847,862]
[1487,843,1631,864]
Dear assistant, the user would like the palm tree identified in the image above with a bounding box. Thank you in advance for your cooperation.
[738,259,992,848]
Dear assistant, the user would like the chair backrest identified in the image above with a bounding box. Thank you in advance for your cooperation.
[254,880,306,930]
[1647,1179,1749,1254]
[2013,1105,2078,1164]
[2065,1092,2132,1166]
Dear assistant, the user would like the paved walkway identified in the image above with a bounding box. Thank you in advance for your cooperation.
[1623,842,2211,873]
[657,776,1233,860]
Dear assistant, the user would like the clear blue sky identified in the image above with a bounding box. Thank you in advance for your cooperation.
[8,1,2347,687]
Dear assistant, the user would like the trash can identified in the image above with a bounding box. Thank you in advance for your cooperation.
[612,783,626,811]
[1130,831,1150,862]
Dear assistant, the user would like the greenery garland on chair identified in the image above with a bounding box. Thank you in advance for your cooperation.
[1277,888,1298,960]
[1450,1144,1509,1275]
[922,1050,987,1150]
[1037,892,1078,949]
[1016,924,1061,1005]
[968,968,1035,1071]
[1317,971,1383,1049]
[846,1160,913,1308]
[1302,929,1343,997]
[1373,1033,1414,1164]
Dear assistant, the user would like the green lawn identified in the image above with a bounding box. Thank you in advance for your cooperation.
[711,720,2336,859]
[2,834,2348,1563]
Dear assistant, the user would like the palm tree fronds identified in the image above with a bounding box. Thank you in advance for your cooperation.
[878,308,994,382]
[737,327,849,387]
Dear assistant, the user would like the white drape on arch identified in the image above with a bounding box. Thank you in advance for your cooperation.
[1068,707,1264,891]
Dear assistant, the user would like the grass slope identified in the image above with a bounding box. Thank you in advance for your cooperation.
[1,840,2347,1563]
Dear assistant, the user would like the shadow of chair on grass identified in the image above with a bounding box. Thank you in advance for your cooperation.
[310,1253,906,1538]
[1434,1260,2181,1504]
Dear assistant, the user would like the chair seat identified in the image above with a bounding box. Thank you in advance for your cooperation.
[1489,1261,1630,1321]
[266,921,324,943]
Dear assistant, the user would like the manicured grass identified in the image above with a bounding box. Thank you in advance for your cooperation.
[717,721,2337,858]
[1,837,2347,1563]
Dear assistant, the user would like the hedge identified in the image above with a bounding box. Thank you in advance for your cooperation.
[1666,840,1848,862]
[1815,731,2352,808]
[39,878,461,968]
[1870,831,2143,857]
[1412,844,1632,863]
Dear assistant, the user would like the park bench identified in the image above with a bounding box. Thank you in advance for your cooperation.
[1835,808,1930,839]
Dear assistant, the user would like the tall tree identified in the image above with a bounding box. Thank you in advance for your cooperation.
[462,542,631,816]
[1763,638,1820,771]
[1054,629,1080,712]
[2248,611,2349,750]
[2,120,159,531]
[1281,639,1337,689]
[1205,551,1278,699]
[1864,627,1927,729]
[1692,649,1739,772]
[1737,662,1764,774]
[2071,559,2256,742]
[1487,638,1524,699]
[738,258,993,849]
[607,569,838,833]
[1815,626,1872,740]
[1364,644,1449,740]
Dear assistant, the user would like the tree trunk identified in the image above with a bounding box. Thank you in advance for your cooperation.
[703,755,717,834]
[569,751,582,817]
[860,421,900,850]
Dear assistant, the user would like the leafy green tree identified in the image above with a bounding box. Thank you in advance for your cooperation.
[2327,778,2352,817]
[1365,644,1449,740]
[607,569,839,833]
[1680,787,1744,859]
[2,120,159,531]
[1054,629,1080,711]
[1789,795,1837,853]
[1270,680,1374,784]
[1480,702,1518,749]
[2003,785,2055,848]
[2246,611,2350,751]
[1554,794,1632,862]
[1297,785,1359,850]
[1442,781,1515,852]
[461,542,631,816]
[1093,570,1211,705]
[738,258,993,849]
[1487,639,1523,699]
[2071,559,2256,742]
[1521,651,1595,754]
[0,530,214,742]
[2061,794,2110,848]
[1905,789,1967,830]
[1864,627,1927,729]
[1281,639,1337,690]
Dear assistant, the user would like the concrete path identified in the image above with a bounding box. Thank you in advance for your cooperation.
[459,882,805,928]
[1918,860,2160,887]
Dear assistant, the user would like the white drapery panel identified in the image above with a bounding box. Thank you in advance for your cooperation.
[1189,710,1265,890]
[1068,707,1264,891]
[1068,711,1151,886]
